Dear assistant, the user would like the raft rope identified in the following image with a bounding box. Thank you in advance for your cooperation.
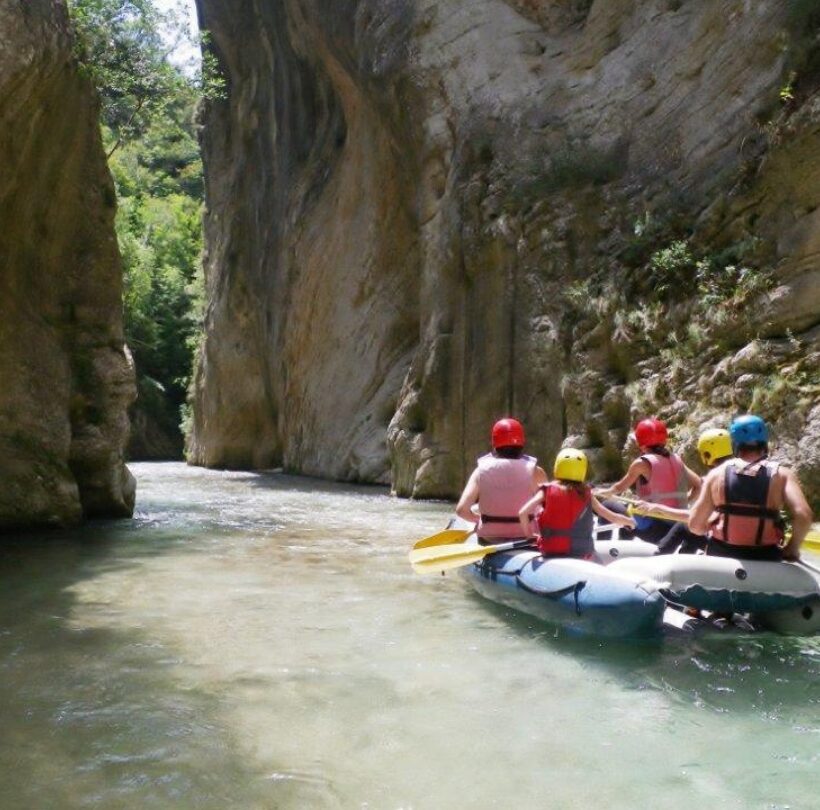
[517,578,587,615]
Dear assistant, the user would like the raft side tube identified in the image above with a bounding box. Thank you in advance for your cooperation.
[608,555,820,615]
[462,550,665,639]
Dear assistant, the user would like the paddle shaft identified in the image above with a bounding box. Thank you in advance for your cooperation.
[796,558,820,577]
[604,494,820,551]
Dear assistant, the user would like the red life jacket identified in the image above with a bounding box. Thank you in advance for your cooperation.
[636,451,689,509]
[476,453,537,539]
[536,482,594,557]
[709,458,784,547]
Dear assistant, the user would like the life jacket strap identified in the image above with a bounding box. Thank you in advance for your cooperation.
[714,504,780,520]
[539,527,569,538]
[481,514,534,523]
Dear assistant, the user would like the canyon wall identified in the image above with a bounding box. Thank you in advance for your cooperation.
[0,0,136,529]
[190,0,819,504]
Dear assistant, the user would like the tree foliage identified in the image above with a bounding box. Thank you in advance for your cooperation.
[110,86,204,455]
[69,0,205,457]
[69,0,190,157]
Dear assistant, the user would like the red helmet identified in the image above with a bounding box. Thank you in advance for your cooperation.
[491,418,525,449]
[634,418,668,448]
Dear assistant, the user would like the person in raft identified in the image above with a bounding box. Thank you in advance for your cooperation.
[517,448,636,559]
[632,427,735,554]
[688,415,813,562]
[455,418,548,545]
[595,417,702,549]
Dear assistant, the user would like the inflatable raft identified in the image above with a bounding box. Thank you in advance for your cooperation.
[461,546,666,638]
[593,534,657,563]
[607,554,820,635]
[441,519,820,636]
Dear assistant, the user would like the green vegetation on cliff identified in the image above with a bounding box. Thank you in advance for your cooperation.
[69,0,205,458]
[110,92,204,458]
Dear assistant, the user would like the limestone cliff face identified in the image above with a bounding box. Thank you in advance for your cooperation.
[191,0,819,504]
[0,0,136,528]
[189,0,420,481]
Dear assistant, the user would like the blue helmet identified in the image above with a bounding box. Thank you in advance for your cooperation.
[729,415,768,450]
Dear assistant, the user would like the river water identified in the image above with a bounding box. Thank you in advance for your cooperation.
[0,462,818,809]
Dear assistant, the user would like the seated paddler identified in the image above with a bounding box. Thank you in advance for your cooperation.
[689,415,813,562]
[596,417,701,548]
[519,449,636,559]
[632,427,735,554]
[455,418,547,545]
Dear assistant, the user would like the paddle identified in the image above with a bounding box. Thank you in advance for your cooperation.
[603,494,820,552]
[602,493,682,521]
[803,532,820,553]
[408,538,535,575]
[412,528,473,550]
[795,558,820,576]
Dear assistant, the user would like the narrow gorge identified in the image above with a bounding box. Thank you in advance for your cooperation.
[1,1,818,532]
[189,0,820,504]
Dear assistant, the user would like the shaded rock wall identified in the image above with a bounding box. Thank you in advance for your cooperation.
[189,0,420,481]
[0,0,136,529]
[191,0,819,504]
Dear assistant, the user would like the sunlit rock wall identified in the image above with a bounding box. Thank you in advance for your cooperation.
[0,0,136,529]
[191,0,819,503]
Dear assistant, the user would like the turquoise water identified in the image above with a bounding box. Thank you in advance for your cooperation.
[0,462,818,808]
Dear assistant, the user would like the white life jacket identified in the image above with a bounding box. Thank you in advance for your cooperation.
[636,451,689,509]
[476,452,537,540]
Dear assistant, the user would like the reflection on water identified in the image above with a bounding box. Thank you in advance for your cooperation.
[0,463,818,809]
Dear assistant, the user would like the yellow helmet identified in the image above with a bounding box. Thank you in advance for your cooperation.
[697,428,732,467]
[553,448,588,483]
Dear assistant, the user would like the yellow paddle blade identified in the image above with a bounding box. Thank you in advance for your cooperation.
[412,528,473,550]
[803,529,820,553]
[408,540,530,575]
[408,541,490,572]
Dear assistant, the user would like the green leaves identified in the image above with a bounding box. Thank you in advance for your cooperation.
[115,178,204,411]
[69,0,208,449]
[69,0,190,156]
[646,240,696,298]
